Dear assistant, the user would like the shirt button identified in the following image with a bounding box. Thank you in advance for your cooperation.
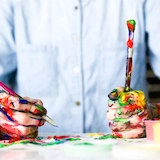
[73,67,80,73]
[76,101,81,106]
[74,6,78,10]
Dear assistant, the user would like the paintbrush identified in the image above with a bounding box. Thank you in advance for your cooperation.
[124,19,136,92]
[0,81,57,127]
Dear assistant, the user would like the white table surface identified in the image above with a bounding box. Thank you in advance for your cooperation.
[0,133,160,160]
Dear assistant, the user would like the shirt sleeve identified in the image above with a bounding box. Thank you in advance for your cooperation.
[0,0,17,85]
[145,0,160,79]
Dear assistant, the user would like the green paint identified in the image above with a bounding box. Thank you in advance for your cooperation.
[68,137,81,141]
[75,142,94,146]
[0,142,15,148]
[0,143,6,147]
[119,101,129,106]
[113,118,128,123]
[116,108,122,114]
[137,109,141,113]
[35,104,43,112]
[108,88,119,100]
[127,20,136,28]
[0,136,81,148]
[127,19,136,32]
[33,140,63,146]
[97,134,118,140]
[124,86,130,92]
[0,139,64,148]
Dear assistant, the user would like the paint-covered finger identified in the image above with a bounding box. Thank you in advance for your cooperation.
[108,87,124,100]
[0,92,19,109]
[0,107,44,126]
[12,111,45,126]
[0,92,47,115]
[112,127,145,138]
[19,97,47,115]
[0,124,38,138]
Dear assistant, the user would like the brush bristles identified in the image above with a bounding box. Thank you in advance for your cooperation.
[127,19,136,32]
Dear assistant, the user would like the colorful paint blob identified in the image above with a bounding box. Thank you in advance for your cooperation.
[107,87,147,138]
[0,135,82,148]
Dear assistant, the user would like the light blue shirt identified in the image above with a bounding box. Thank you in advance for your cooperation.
[0,0,160,134]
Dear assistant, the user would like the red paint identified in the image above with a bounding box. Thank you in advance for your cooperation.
[152,118,160,120]
[2,107,14,120]
[33,109,39,114]
[49,135,80,140]
[127,23,134,32]
[112,128,119,132]
[138,112,148,121]
[122,104,142,114]
[113,132,122,138]
[24,108,29,112]
[0,96,10,107]
[127,38,133,48]
[129,123,143,129]
[53,135,71,140]
[1,123,21,135]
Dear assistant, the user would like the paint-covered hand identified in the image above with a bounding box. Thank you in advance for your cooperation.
[106,87,148,138]
[0,91,46,140]
[147,102,160,119]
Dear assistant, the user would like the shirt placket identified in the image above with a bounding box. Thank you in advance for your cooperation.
[70,1,84,133]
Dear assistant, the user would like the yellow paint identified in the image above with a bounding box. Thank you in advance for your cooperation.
[119,90,146,108]
[153,122,160,143]
[87,133,104,137]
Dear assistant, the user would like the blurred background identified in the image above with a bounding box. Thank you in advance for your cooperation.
[147,57,160,103]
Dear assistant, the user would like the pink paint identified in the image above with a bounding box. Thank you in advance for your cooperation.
[145,120,160,141]
[0,82,19,97]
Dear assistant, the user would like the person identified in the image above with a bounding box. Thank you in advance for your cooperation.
[0,0,160,139]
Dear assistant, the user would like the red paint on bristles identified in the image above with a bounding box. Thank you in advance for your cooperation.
[127,20,136,32]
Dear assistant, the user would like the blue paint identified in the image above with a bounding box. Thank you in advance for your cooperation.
[19,98,29,104]
[0,107,15,122]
